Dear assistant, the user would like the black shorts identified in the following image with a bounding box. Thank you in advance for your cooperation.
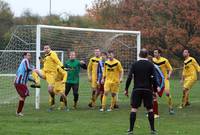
[131,89,153,109]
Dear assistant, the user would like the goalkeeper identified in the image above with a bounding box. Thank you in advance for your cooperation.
[64,51,87,109]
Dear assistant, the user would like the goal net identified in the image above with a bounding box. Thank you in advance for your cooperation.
[0,25,141,110]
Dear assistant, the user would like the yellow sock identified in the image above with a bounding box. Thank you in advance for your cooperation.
[102,95,107,109]
[111,96,116,109]
[32,71,40,85]
[60,101,65,109]
[167,96,173,109]
[48,95,55,106]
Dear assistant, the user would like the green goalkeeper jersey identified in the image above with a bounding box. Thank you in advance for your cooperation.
[64,59,87,84]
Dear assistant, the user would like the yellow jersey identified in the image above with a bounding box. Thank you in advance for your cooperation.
[182,57,200,80]
[43,50,63,72]
[103,58,123,84]
[87,56,101,79]
[153,57,172,78]
[55,66,67,82]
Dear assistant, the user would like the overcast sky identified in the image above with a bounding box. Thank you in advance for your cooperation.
[6,0,94,16]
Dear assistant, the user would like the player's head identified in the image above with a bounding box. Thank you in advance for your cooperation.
[183,49,190,58]
[94,48,101,57]
[43,45,51,54]
[69,51,76,60]
[23,52,31,60]
[107,50,114,60]
[101,51,107,60]
[153,49,161,58]
[139,48,148,58]
[148,55,153,62]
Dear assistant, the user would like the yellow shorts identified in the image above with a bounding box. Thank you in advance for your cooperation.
[53,81,65,94]
[43,71,56,86]
[104,82,119,94]
[164,79,170,91]
[183,78,196,90]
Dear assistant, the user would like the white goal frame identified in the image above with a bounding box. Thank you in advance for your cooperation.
[35,25,141,109]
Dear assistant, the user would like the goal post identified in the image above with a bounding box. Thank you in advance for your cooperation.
[0,24,141,110]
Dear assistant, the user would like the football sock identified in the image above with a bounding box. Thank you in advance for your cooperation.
[110,96,116,109]
[153,100,158,115]
[148,112,155,131]
[129,112,136,131]
[102,95,107,109]
[17,100,24,113]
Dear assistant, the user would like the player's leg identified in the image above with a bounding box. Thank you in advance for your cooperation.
[180,79,195,108]
[100,83,110,111]
[88,80,98,107]
[165,79,174,114]
[144,91,156,134]
[15,84,29,116]
[46,72,56,110]
[65,83,72,108]
[153,92,159,118]
[72,83,79,109]
[127,90,141,134]
[109,83,119,111]
[30,71,41,88]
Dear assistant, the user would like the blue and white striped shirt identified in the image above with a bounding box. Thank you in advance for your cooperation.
[15,58,33,84]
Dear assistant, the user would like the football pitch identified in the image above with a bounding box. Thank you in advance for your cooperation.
[0,76,200,135]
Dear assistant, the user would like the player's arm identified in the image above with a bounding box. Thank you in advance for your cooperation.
[124,64,134,96]
[59,66,67,83]
[87,58,92,81]
[51,52,63,67]
[24,59,33,72]
[192,58,200,72]
[166,59,173,79]
[101,63,107,84]
[118,61,124,82]
[80,60,87,69]
[181,66,185,84]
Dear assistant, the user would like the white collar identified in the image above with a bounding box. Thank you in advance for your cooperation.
[138,57,148,61]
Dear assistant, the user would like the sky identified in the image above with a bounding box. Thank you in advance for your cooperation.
[5,0,94,16]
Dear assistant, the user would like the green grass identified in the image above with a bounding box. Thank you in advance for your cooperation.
[0,75,200,135]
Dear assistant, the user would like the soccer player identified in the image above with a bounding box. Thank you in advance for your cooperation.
[148,55,165,118]
[124,49,159,134]
[153,49,174,114]
[97,52,107,105]
[53,65,68,111]
[87,48,101,107]
[35,45,63,110]
[14,52,34,116]
[100,50,123,111]
[180,49,200,108]
[64,51,87,109]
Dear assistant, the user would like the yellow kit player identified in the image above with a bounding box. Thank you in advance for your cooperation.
[180,49,200,108]
[87,48,101,107]
[153,49,174,114]
[52,65,68,111]
[35,45,63,110]
[100,50,123,112]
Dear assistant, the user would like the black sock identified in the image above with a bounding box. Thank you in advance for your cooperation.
[148,111,155,131]
[129,112,136,131]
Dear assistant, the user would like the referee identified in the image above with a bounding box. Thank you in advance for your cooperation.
[124,48,159,134]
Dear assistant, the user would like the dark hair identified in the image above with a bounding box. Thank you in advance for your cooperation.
[139,48,148,58]
[23,52,28,57]
[101,51,107,56]
[108,50,114,54]
[154,49,162,54]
